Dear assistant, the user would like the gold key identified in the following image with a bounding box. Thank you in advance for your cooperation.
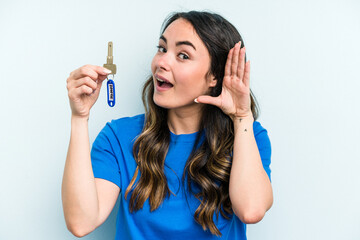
[103,41,117,75]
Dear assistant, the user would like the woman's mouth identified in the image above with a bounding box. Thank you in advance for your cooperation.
[155,76,174,90]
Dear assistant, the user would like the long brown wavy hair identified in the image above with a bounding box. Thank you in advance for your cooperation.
[124,11,260,236]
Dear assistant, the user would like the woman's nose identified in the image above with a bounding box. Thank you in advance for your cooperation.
[156,53,171,71]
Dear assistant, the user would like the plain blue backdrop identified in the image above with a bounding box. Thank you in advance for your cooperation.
[0,0,359,239]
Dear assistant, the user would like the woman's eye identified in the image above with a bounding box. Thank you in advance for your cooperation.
[156,45,166,53]
[179,53,189,60]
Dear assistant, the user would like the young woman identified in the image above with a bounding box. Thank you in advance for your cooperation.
[62,11,273,239]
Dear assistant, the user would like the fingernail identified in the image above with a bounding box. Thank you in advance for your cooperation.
[103,68,112,74]
[194,98,198,103]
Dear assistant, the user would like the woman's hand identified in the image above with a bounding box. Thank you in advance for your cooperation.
[196,42,252,120]
[66,64,111,119]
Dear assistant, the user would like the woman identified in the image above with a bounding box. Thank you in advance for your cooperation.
[62,11,273,239]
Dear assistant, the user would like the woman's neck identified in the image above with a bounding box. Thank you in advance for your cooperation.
[167,104,203,135]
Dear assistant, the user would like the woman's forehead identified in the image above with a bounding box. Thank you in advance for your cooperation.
[161,18,202,46]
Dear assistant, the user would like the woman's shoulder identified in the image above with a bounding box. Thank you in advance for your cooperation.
[102,113,145,139]
[253,120,269,136]
[111,113,145,127]
[253,120,271,149]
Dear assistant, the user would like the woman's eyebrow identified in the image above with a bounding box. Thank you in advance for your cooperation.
[160,35,197,51]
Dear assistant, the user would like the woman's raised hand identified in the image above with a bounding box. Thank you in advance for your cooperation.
[196,42,252,120]
[66,65,111,119]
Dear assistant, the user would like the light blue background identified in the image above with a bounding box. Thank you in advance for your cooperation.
[0,0,359,239]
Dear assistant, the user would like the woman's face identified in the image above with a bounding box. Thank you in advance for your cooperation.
[151,18,216,110]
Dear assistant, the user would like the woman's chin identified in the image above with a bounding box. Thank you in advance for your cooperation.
[153,97,172,109]
[153,94,201,110]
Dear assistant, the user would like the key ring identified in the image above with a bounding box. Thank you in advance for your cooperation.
[103,41,116,107]
[107,74,115,107]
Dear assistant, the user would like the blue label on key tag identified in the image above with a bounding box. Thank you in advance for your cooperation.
[107,79,115,107]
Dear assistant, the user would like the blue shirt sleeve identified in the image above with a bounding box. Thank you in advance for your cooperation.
[254,121,272,182]
[90,121,122,188]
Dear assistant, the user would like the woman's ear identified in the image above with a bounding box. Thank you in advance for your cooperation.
[207,74,217,87]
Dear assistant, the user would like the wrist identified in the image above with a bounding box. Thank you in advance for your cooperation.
[232,114,254,133]
[71,115,89,124]
[231,113,254,123]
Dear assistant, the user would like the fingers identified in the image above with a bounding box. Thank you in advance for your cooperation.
[244,60,250,87]
[71,64,111,80]
[68,85,93,101]
[72,76,98,91]
[67,64,110,94]
[226,41,247,77]
[195,95,222,108]
[237,46,246,80]
[70,85,94,97]
[224,48,233,77]
[231,42,240,76]
[67,75,98,94]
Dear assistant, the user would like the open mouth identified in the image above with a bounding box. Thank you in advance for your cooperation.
[156,77,174,88]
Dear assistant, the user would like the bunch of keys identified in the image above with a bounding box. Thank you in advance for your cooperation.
[103,41,117,107]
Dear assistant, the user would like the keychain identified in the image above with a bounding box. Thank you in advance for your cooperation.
[103,41,117,107]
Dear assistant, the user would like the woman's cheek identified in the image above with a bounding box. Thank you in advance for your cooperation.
[150,59,156,73]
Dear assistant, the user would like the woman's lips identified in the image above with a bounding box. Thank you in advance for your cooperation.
[155,74,173,84]
[156,79,173,91]
[155,74,173,91]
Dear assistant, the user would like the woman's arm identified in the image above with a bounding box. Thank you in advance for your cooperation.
[62,116,120,237]
[62,116,100,236]
[228,114,273,224]
[195,42,273,223]
[62,65,120,237]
